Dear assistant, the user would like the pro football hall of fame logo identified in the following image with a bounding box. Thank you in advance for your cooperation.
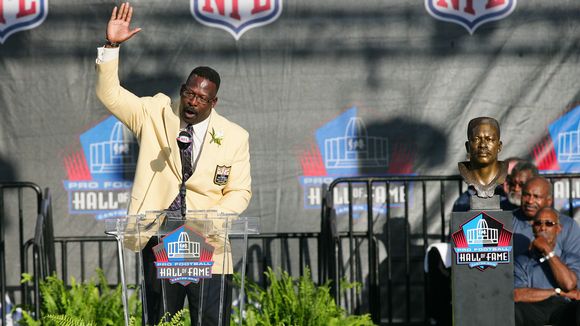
[153,225,215,285]
[532,105,580,211]
[62,116,137,220]
[299,107,414,214]
[452,212,513,271]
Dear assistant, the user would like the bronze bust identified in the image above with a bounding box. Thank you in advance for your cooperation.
[458,117,507,198]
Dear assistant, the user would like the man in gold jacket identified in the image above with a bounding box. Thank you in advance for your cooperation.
[95,3,251,325]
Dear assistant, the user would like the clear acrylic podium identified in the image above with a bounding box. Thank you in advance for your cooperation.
[105,210,259,326]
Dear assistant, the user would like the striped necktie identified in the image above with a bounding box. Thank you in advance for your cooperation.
[168,124,193,211]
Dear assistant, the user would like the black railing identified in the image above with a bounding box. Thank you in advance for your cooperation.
[0,182,43,325]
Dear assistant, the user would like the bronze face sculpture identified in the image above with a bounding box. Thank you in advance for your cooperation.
[458,117,507,198]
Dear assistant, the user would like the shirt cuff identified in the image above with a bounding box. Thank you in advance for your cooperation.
[96,46,119,64]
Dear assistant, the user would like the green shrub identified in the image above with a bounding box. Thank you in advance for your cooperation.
[232,267,375,326]
[19,270,187,326]
[19,269,129,325]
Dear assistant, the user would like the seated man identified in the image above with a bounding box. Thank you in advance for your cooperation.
[512,176,580,257]
[514,207,580,326]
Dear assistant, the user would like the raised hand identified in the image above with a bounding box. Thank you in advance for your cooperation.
[106,2,142,44]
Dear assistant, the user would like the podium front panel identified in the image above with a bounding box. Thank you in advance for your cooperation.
[105,210,259,326]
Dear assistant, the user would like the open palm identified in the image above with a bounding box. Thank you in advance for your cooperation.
[106,3,141,44]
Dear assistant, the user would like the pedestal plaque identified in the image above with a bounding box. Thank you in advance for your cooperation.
[451,196,514,326]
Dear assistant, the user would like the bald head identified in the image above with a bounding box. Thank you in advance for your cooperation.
[535,207,559,223]
[525,176,553,197]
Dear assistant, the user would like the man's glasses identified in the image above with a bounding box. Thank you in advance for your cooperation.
[532,220,558,227]
[181,89,213,105]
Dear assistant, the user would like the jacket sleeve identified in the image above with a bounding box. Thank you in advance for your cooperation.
[95,58,169,138]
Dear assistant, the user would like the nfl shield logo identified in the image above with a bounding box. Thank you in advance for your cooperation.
[191,0,282,40]
[425,0,516,34]
[0,0,48,44]
[213,165,231,185]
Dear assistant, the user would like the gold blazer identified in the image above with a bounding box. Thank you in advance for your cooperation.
[96,58,252,274]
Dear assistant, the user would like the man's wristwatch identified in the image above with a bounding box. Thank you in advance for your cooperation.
[539,251,556,263]
[105,40,120,48]
[555,287,562,296]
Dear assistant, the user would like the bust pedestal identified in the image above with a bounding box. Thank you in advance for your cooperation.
[450,195,515,326]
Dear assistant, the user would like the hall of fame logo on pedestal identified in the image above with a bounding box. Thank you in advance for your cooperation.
[191,0,282,40]
[425,0,517,34]
[153,225,215,285]
[452,212,512,271]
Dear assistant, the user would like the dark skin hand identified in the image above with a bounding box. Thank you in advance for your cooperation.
[561,289,580,300]
[105,2,142,46]
[529,234,552,254]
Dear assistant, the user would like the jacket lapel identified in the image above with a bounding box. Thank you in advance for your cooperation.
[191,110,221,181]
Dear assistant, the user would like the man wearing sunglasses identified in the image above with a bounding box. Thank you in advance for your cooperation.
[514,207,580,326]
[512,176,580,257]
[95,3,252,325]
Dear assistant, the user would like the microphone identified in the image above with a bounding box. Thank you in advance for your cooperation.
[176,130,192,150]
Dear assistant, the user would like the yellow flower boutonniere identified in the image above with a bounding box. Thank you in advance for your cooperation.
[209,128,224,146]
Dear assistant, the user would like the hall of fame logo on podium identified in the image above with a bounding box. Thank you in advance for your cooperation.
[452,212,512,271]
[153,225,215,285]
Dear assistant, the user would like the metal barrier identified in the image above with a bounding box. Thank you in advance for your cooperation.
[321,174,580,325]
[22,187,56,319]
[0,182,43,325]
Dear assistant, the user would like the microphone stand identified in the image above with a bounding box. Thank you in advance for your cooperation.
[180,169,187,220]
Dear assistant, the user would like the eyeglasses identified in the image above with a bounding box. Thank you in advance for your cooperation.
[532,220,558,227]
[181,89,213,105]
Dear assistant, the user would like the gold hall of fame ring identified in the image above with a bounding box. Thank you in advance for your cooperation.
[213,165,231,186]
